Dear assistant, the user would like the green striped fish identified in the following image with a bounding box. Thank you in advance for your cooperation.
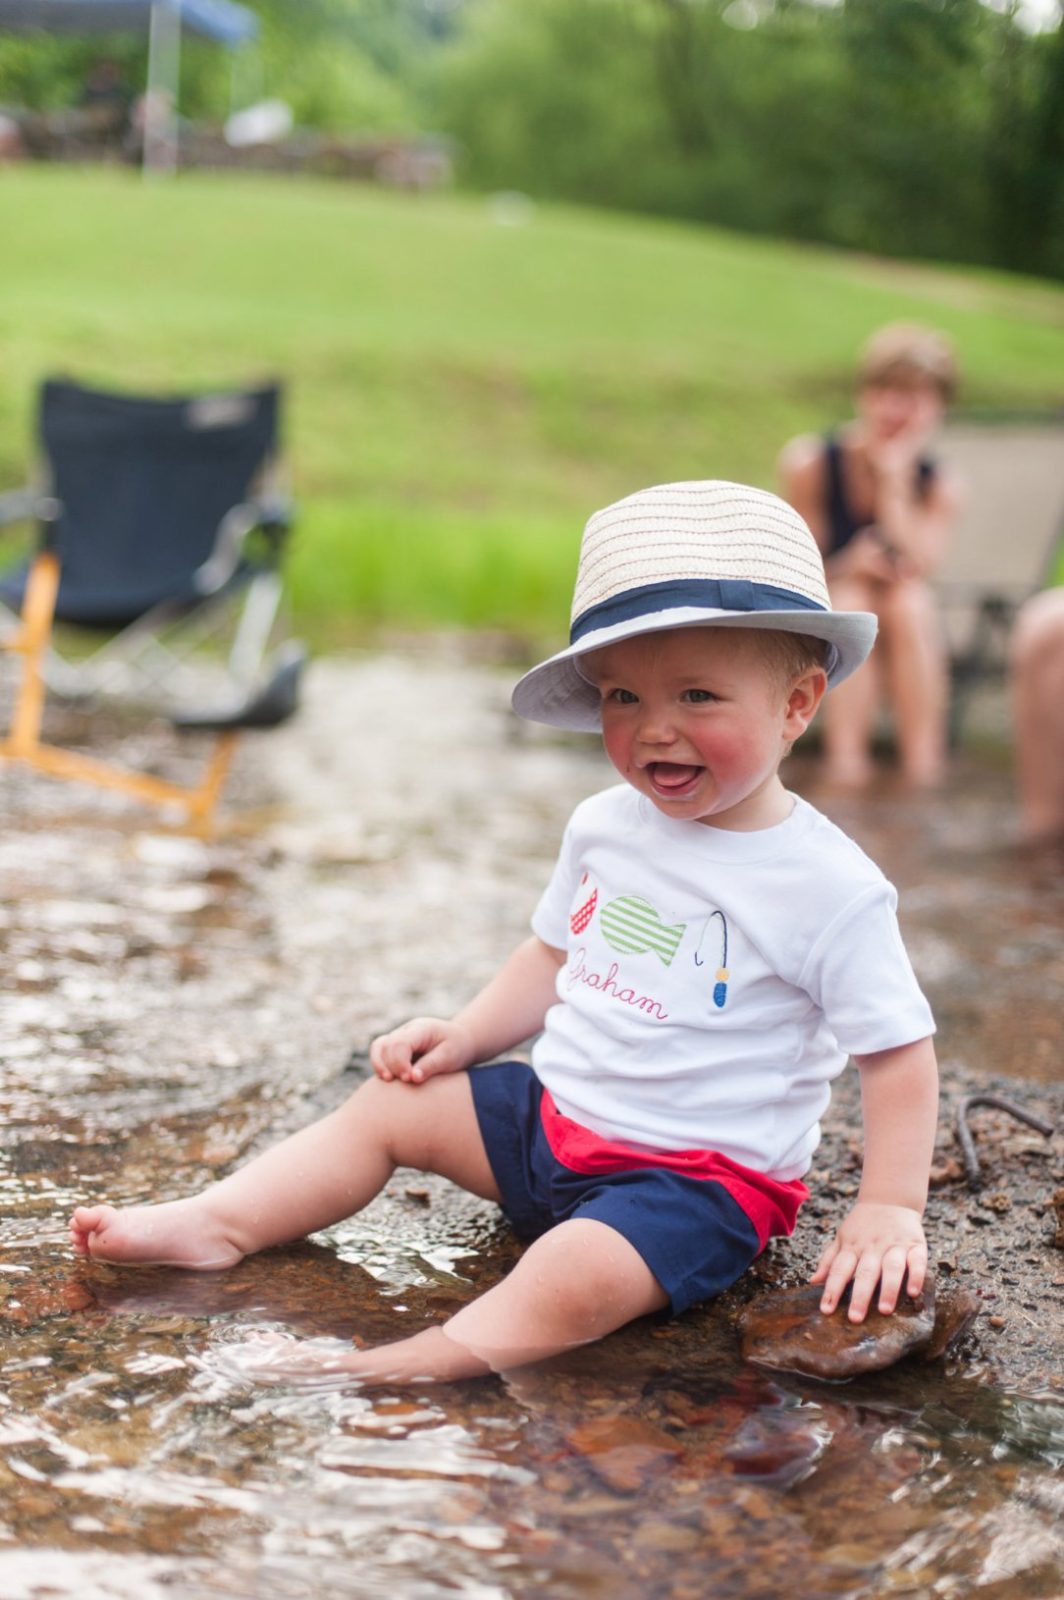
[600,896,686,966]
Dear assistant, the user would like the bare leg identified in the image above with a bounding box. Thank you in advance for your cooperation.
[822,576,882,787]
[880,577,949,787]
[1011,588,1064,841]
[70,1073,500,1268]
[246,1217,670,1385]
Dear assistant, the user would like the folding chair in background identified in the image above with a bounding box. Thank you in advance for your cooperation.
[0,377,305,825]
[934,415,1064,747]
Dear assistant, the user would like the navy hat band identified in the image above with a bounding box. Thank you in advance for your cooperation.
[570,578,828,646]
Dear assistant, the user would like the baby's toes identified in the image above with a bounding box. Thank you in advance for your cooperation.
[69,1204,116,1255]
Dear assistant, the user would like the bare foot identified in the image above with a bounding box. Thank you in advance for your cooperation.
[899,761,946,791]
[822,758,875,790]
[69,1199,246,1270]
[198,1331,367,1390]
[203,1325,492,1388]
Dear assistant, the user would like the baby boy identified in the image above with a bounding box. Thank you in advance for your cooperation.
[71,481,938,1384]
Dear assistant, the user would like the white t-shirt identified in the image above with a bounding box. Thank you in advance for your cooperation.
[530,786,934,1181]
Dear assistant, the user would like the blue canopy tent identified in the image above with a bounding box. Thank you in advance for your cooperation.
[0,0,259,172]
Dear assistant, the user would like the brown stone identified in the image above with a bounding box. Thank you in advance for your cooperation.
[0,1273,96,1326]
[1052,1186,1064,1250]
[929,1156,965,1188]
[738,1278,937,1378]
[566,1415,684,1493]
[920,1284,982,1360]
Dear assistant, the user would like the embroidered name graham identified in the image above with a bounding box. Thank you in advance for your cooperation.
[566,947,670,1020]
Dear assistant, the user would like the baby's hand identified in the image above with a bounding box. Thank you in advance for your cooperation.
[810,1202,927,1323]
[369,1017,475,1085]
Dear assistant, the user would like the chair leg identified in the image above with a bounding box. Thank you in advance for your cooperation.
[21,739,236,828]
[1,550,240,829]
[186,731,240,826]
[6,549,60,755]
[227,570,283,685]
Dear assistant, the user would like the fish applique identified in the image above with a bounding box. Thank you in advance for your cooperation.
[570,873,599,936]
[600,896,686,967]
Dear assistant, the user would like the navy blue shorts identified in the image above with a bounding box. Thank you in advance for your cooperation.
[469,1060,763,1317]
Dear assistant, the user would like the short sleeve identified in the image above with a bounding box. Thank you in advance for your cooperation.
[531,821,579,953]
[799,882,935,1056]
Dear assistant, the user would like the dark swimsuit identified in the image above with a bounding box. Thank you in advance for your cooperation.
[824,432,937,558]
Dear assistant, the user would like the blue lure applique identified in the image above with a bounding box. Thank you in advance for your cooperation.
[694,909,729,1008]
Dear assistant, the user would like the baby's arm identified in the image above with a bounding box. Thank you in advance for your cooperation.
[370,935,565,1085]
[812,1035,938,1322]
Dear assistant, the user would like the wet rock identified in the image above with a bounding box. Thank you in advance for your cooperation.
[722,1409,826,1486]
[738,1278,937,1378]
[0,1272,96,1325]
[920,1283,982,1361]
[929,1155,965,1187]
[565,1415,683,1493]
[629,1519,701,1553]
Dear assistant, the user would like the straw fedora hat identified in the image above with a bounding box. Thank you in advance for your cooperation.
[512,480,877,731]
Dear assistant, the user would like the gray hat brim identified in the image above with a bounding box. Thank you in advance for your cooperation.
[512,605,878,732]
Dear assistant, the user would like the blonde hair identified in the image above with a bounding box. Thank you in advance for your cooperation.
[857,322,958,403]
[748,629,827,688]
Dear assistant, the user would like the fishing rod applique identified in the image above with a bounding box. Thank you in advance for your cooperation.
[694,909,730,1008]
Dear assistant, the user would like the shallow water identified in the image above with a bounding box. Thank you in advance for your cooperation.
[1,652,1062,1598]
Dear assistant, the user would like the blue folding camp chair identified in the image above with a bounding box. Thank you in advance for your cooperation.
[0,377,305,824]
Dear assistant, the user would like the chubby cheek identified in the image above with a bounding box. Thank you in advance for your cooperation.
[696,724,773,783]
[600,720,634,776]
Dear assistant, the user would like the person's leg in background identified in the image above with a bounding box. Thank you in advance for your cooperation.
[822,576,882,787]
[1011,588,1064,842]
[879,577,949,788]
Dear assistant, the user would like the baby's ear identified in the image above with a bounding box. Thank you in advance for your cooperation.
[784,667,828,738]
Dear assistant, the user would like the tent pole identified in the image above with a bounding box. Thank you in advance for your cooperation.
[143,0,181,178]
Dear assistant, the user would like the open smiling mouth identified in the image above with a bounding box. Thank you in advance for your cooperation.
[645,762,704,797]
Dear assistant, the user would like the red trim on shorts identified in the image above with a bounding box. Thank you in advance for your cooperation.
[539,1090,807,1250]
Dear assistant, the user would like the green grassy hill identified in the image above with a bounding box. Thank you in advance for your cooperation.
[1,167,1062,643]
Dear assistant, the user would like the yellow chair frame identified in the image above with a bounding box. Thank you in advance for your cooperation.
[2,549,239,826]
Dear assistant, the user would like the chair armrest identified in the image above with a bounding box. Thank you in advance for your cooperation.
[0,488,60,530]
[192,494,295,595]
[249,491,294,533]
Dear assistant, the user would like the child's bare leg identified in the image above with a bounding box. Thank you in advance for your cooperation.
[258,1218,669,1384]
[70,1074,500,1269]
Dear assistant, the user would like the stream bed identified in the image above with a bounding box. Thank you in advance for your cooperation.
[1,648,1061,1599]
